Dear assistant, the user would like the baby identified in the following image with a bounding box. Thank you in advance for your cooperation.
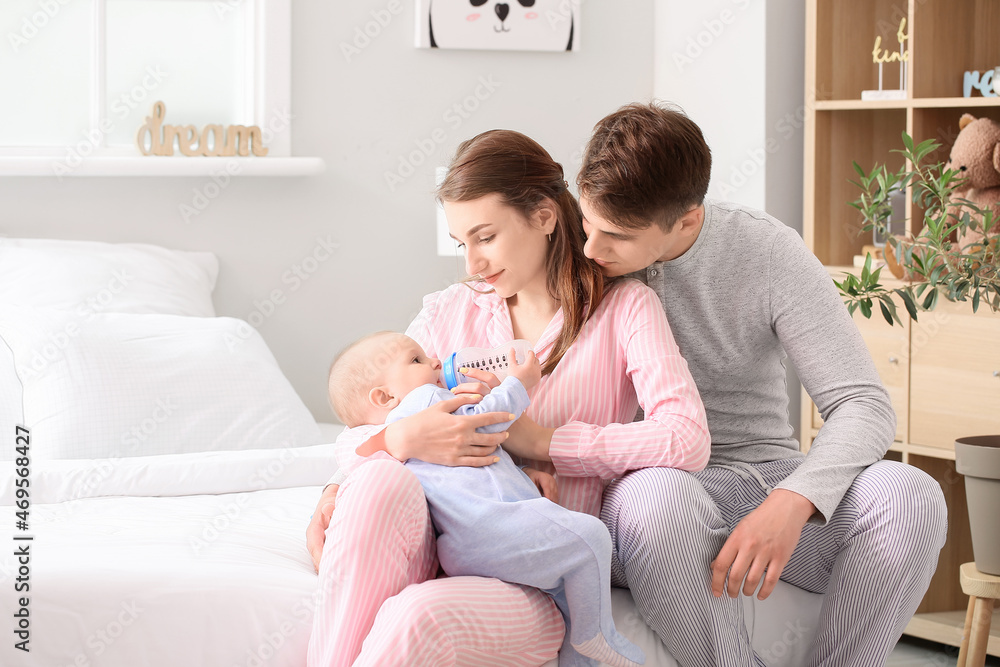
[328,331,645,667]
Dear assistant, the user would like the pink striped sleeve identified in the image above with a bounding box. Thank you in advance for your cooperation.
[326,423,388,485]
[549,283,710,479]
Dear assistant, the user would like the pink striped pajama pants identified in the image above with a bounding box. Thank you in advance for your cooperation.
[306,457,565,667]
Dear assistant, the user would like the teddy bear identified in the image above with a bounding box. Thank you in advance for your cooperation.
[947,113,1000,251]
[884,114,1000,280]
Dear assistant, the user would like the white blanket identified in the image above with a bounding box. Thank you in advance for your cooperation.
[0,438,823,666]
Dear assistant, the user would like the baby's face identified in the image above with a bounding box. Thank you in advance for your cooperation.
[381,336,444,397]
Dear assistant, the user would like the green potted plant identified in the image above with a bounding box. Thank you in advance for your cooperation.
[839,131,1000,575]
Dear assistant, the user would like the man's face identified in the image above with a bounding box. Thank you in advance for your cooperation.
[580,196,693,277]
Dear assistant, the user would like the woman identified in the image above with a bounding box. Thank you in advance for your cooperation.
[306,130,710,666]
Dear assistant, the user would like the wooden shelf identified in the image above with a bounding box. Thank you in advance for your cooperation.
[914,97,1000,109]
[906,609,1000,658]
[811,432,960,463]
[815,97,1000,111]
[814,99,910,111]
[805,0,1000,650]
[908,442,956,462]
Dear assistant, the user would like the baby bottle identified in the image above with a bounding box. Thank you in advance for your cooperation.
[441,339,533,390]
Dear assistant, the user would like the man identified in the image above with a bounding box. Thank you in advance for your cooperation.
[576,101,947,666]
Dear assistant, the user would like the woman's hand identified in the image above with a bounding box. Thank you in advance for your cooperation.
[382,394,511,466]
[306,483,339,572]
[523,467,558,502]
[504,413,555,462]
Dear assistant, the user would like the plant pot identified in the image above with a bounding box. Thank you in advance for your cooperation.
[955,435,1000,576]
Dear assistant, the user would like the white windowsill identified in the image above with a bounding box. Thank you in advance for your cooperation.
[0,156,326,177]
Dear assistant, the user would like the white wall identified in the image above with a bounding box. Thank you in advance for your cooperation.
[654,0,805,439]
[653,0,767,209]
[0,0,655,420]
[653,0,805,221]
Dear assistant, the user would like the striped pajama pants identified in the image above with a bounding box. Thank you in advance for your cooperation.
[600,458,948,667]
[306,457,565,667]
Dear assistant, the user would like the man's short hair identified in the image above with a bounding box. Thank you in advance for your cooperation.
[578,101,712,232]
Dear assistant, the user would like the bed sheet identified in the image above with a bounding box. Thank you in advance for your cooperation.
[0,485,322,667]
[0,424,823,667]
[0,486,822,667]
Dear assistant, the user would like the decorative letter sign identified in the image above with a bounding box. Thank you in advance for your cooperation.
[862,18,909,101]
[136,102,269,157]
[963,68,999,98]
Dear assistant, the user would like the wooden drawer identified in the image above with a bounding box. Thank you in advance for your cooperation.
[911,303,1000,450]
[812,307,910,442]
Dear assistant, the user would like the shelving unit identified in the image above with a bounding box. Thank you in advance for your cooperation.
[803,0,1000,655]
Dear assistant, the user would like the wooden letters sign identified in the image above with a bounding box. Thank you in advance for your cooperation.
[862,17,909,100]
[871,18,910,65]
[137,101,269,157]
[963,69,999,98]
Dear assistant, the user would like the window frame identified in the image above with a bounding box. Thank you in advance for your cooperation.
[0,0,321,175]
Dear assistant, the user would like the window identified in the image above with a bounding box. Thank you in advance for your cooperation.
[0,0,317,175]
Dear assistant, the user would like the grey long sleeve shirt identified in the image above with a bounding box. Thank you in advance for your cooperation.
[631,199,895,523]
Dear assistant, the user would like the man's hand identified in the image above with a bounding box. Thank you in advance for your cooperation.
[523,467,558,502]
[306,483,339,572]
[381,395,510,466]
[710,489,816,600]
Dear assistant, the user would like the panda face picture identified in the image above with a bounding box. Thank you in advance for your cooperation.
[417,0,578,52]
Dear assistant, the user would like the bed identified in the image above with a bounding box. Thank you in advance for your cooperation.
[0,237,824,666]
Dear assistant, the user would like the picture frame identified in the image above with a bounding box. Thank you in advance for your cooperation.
[415,0,580,52]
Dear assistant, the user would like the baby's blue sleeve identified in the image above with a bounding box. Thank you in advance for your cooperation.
[385,384,454,424]
[452,377,531,434]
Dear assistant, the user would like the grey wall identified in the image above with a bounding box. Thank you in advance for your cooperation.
[764,0,805,233]
[764,0,806,442]
[1,0,655,420]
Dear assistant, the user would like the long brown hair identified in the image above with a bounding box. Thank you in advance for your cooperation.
[438,129,615,376]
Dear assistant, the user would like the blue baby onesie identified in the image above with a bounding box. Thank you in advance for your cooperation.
[386,378,644,667]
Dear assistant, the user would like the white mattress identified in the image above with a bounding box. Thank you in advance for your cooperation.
[0,428,824,666]
[0,486,321,667]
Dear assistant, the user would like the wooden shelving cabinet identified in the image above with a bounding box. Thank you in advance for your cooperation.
[802,0,1000,655]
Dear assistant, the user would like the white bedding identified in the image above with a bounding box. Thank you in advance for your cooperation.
[0,434,825,667]
[0,487,322,667]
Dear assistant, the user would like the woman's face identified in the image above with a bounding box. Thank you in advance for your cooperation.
[445,193,555,299]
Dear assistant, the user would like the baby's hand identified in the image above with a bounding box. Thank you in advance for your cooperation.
[523,467,558,502]
[455,367,501,393]
[508,349,541,391]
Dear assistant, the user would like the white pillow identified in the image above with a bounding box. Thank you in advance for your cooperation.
[0,238,219,440]
[0,307,322,460]
[0,237,218,317]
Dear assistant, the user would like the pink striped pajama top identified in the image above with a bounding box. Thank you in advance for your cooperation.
[331,278,710,518]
